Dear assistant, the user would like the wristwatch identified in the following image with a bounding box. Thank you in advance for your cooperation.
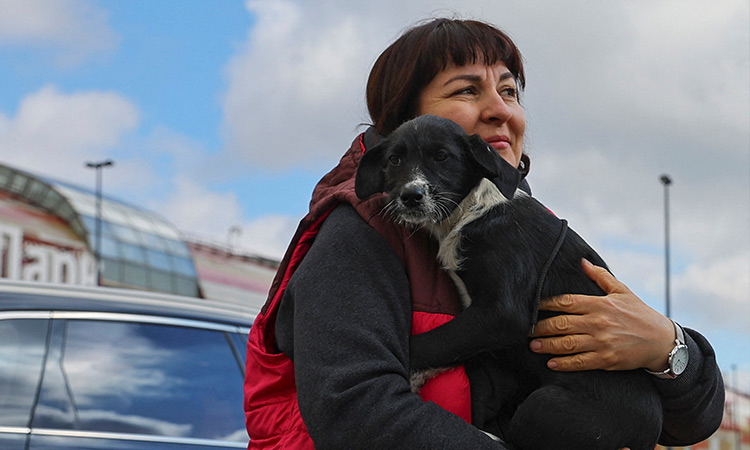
[645,320,689,379]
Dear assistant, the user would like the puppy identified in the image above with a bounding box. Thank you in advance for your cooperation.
[355,115,662,450]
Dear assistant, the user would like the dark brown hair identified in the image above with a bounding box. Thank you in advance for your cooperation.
[366,18,526,136]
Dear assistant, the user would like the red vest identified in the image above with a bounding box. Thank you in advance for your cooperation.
[243,132,471,449]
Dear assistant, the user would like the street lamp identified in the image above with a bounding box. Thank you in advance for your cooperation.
[660,174,672,450]
[85,159,114,285]
[660,175,672,319]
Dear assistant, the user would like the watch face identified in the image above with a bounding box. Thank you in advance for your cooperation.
[671,345,689,375]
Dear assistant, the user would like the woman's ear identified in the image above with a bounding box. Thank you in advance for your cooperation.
[355,143,387,199]
[466,134,521,200]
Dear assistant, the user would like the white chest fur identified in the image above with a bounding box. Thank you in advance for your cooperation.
[427,178,520,308]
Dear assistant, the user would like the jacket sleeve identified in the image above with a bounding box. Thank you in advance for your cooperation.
[655,328,725,446]
[275,204,506,449]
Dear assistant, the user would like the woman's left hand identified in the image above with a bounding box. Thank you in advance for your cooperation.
[529,258,676,372]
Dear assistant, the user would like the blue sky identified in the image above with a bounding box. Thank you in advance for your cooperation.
[1,0,749,389]
[2,2,246,143]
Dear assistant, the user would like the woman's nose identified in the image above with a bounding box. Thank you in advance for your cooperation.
[481,91,513,123]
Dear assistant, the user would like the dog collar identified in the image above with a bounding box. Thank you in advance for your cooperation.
[529,219,568,335]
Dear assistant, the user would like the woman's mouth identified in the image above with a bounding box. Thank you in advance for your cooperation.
[485,136,511,150]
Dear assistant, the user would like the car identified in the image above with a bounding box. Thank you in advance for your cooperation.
[0,280,255,450]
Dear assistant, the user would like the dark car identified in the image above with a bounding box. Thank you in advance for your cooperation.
[0,280,254,449]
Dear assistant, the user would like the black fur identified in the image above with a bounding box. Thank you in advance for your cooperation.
[355,115,662,450]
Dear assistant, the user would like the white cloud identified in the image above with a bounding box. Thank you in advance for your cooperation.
[221,0,376,169]
[161,178,243,239]
[677,253,750,317]
[0,0,118,66]
[0,85,139,182]
[160,176,298,260]
[610,0,749,142]
[237,214,299,260]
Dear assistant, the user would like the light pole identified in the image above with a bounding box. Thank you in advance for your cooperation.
[228,226,242,252]
[660,173,672,450]
[660,174,672,320]
[86,159,114,285]
[732,364,741,450]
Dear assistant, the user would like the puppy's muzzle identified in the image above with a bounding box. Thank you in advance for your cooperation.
[389,180,437,226]
[400,185,425,208]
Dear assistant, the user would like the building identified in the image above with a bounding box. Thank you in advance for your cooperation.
[186,237,278,308]
[0,162,273,314]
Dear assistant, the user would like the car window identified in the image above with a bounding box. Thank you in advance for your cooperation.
[0,318,48,427]
[33,319,247,443]
[230,331,249,367]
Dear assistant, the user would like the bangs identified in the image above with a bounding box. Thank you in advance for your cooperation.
[419,19,525,90]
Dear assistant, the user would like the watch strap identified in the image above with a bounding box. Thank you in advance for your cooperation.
[673,319,685,345]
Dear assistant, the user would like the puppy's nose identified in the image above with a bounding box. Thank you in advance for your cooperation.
[400,186,425,207]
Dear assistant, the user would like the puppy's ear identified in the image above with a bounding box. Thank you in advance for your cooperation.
[466,134,521,200]
[355,143,387,199]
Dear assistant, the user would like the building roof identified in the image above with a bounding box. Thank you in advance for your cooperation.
[0,163,200,297]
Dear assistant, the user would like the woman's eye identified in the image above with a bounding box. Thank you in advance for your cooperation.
[435,150,448,162]
[388,155,401,166]
[452,86,476,96]
[500,87,519,100]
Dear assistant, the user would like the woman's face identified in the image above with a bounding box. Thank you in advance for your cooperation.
[417,62,525,168]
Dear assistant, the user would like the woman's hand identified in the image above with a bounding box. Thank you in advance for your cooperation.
[529,258,676,372]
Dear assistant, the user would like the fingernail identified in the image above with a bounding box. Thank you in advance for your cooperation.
[547,360,558,369]
[530,340,542,351]
[581,258,592,267]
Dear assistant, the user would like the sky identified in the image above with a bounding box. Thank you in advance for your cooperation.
[1,0,748,391]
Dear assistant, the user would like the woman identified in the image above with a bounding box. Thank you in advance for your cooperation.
[244,18,724,449]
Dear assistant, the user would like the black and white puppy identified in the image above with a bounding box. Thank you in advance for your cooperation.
[355,115,662,450]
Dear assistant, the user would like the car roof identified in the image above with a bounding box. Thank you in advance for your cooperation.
[0,280,257,328]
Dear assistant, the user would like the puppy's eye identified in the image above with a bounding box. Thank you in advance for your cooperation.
[388,155,401,166]
[435,150,448,162]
